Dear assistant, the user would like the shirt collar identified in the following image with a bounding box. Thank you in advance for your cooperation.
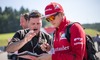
[56,16,70,31]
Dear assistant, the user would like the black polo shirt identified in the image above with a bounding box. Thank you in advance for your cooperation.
[9,28,52,60]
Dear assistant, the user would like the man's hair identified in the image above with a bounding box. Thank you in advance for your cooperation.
[20,13,29,21]
[28,10,41,21]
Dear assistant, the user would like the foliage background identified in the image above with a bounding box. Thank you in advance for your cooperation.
[0,7,50,33]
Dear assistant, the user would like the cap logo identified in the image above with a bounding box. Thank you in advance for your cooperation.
[45,8,52,12]
[55,5,60,9]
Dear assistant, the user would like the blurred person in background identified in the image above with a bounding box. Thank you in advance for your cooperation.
[20,13,29,29]
[94,33,100,52]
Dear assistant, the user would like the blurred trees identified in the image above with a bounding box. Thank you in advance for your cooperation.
[83,23,100,32]
[0,6,100,34]
[0,6,50,33]
[0,7,24,33]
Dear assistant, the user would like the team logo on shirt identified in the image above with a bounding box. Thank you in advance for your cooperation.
[60,33,66,40]
[74,37,83,45]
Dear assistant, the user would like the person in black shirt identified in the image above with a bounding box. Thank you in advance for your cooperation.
[6,10,52,60]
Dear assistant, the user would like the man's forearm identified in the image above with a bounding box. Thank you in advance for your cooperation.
[6,30,36,53]
[6,39,28,53]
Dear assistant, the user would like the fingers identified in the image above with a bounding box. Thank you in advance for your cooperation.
[36,54,51,60]
[45,43,51,51]
[40,44,47,51]
[40,43,51,52]
[28,30,36,36]
[24,30,36,42]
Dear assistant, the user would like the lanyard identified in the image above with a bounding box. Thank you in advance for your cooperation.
[30,32,42,53]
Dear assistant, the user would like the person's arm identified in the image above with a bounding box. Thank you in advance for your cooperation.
[36,54,51,60]
[6,30,36,53]
[6,38,28,53]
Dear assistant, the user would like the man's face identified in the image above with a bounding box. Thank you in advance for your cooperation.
[28,17,42,34]
[46,13,62,28]
[20,16,28,29]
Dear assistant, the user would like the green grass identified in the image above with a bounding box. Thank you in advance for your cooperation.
[0,32,15,46]
[85,29,100,37]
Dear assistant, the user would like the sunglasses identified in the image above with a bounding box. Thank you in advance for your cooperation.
[46,12,59,22]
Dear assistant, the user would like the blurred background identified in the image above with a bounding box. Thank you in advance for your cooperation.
[0,0,100,50]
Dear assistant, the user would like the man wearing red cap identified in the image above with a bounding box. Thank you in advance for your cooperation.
[37,2,87,60]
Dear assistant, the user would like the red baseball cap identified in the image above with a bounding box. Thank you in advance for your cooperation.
[45,2,64,17]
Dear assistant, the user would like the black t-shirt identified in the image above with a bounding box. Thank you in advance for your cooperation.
[9,29,52,60]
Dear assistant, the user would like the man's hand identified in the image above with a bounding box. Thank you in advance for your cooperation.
[40,43,51,52]
[24,30,36,42]
[36,54,51,60]
[18,55,37,60]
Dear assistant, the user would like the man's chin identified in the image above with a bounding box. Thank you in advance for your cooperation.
[35,31,39,34]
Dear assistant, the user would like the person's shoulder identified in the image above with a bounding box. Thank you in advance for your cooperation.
[16,29,24,33]
[40,31,52,39]
[16,28,29,34]
[41,31,49,35]
[72,22,81,26]
[41,31,51,36]
[70,22,85,33]
[71,22,83,29]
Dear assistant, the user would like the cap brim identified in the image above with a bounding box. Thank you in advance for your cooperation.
[45,12,57,18]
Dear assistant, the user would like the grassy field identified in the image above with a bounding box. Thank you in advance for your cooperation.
[0,29,100,46]
[84,29,100,36]
[0,32,15,46]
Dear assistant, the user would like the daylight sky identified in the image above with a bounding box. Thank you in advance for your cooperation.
[0,0,100,24]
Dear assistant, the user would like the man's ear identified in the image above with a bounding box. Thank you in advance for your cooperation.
[58,13,64,18]
[61,12,64,16]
